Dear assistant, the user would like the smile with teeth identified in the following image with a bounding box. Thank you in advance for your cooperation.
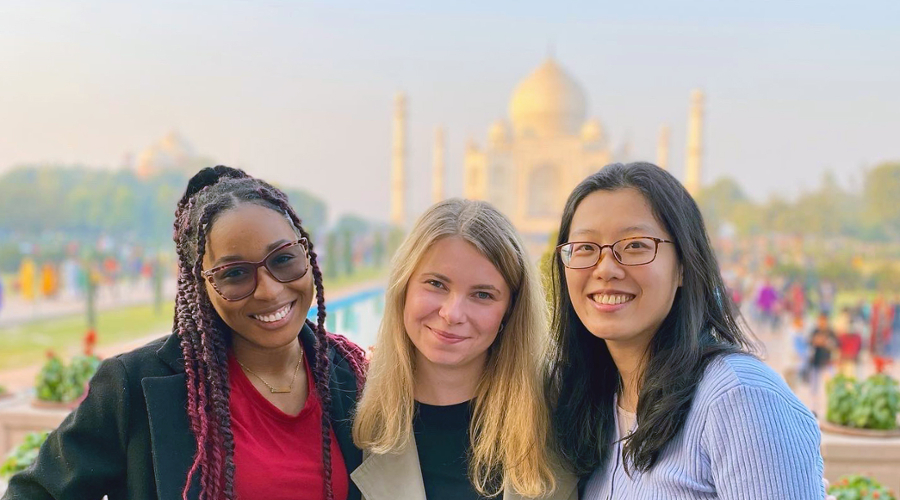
[590,293,635,305]
[251,302,293,323]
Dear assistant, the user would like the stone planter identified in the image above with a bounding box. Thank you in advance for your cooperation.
[29,398,80,411]
[820,419,900,495]
[0,396,70,456]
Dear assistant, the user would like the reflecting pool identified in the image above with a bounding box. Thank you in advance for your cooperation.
[309,286,385,350]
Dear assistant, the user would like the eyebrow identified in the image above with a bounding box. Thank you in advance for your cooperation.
[212,239,292,267]
[569,224,659,239]
[421,272,503,294]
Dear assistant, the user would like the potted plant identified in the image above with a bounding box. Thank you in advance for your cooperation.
[827,474,896,500]
[32,346,101,409]
[0,431,49,479]
[823,372,900,436]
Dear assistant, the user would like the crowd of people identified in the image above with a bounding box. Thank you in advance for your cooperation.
[719,268,900,416]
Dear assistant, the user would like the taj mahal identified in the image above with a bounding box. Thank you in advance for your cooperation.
[391,56,705,248]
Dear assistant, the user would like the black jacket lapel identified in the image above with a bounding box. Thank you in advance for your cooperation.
[142,374,199,500]
[141,333,198,500]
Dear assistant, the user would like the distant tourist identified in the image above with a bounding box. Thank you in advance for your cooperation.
[808,312,838,413]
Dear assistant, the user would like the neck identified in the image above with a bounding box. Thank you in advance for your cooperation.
[413,353,485,406]
[606,339,649,413]
[231,335,303,376]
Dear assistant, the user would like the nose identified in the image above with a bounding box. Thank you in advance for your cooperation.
[591,246,625,281]
[253,267,284,301]
[438,294,466,325]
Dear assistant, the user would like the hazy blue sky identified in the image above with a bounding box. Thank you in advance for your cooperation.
[2,0,898,223]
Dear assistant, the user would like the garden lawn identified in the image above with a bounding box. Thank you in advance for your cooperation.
[0,302,174,371]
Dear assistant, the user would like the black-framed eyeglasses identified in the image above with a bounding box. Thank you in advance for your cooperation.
[556,236,674,269]
[202,238,309,301]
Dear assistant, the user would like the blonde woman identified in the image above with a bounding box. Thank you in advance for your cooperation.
[351,199,575,500]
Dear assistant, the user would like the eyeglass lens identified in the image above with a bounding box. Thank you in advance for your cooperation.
[562,238,658,267]
[212,243,308,299]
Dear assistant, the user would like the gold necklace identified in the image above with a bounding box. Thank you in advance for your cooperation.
[237,348,304,394]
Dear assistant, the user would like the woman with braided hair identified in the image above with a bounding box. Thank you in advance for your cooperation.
[4,166,368,500]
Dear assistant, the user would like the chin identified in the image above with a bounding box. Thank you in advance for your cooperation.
[420,349,467,368]
[584,322,633,340]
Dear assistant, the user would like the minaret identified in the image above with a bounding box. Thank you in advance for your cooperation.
[656,125,670,171]
[391,92,407,226]
[432,126,445,204]
[684,89,704,195]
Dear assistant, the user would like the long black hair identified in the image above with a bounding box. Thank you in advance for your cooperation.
[547,162,755,476]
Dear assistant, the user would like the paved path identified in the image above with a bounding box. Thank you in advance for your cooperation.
[0,279,177,327]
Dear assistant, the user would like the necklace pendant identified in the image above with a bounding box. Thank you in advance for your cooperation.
[269,387,291,394]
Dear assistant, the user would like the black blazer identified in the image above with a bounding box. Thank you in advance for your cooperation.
[3,324,364,500]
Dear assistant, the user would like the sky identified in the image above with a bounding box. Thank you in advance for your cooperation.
[1,0,898,223]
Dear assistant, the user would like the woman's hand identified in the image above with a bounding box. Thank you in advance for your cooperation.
[823,477,836,500]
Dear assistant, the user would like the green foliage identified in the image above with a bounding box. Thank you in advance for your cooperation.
[372,231,387,267]
[69,354,102,388]
[0,431,49,479]
[826,373,900,430]
[0,166,328,267]
[387,227,406,259]
[324,232,339,279]
[539,231,559,310]
[826,374,858,426]
[282,187,327,238]
[865,162,900,239]
[817,260,863,290]
[869,262,900,292]
[828,474,896,500]
[34,354,68,402]
[854,374,900,430]
[695,177,750,233]
[696,164,900,241]
[341,229,355,276]
[34,352,101,403]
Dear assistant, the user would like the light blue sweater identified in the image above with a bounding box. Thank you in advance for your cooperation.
[583,353,825,499]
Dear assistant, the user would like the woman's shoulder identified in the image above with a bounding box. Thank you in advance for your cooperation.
[695,353,803,411]
[104,333,182,379]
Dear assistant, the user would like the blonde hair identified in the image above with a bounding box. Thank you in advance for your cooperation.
[352,199,557,497]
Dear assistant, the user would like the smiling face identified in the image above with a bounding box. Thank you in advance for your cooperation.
[564,188,681,351]
[403,236,511,373]
[202,203,313,350]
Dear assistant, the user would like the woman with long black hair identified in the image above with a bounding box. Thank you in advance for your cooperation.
[547,162,825,498]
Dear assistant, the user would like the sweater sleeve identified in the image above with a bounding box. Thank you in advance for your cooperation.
[3,357,130,500]
[702,384,825,499]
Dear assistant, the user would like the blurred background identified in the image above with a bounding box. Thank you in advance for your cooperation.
[1,1,899,496]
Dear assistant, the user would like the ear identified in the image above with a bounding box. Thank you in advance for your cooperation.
[677,264,684,287]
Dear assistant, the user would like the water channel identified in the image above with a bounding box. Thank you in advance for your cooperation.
[309,285,385,350]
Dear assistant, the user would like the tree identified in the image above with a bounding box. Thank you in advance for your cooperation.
[341,229,355,276]
[695,177,756,235]
[324,232,339,279]
[864,162,900,239]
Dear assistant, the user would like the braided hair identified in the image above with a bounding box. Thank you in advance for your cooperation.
[172,166,367,500]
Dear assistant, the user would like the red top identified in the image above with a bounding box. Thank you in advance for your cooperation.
[228,353,349,500]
